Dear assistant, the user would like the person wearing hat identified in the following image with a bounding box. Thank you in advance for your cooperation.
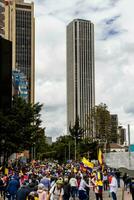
[109,173,118,200]
[48,179,64,200]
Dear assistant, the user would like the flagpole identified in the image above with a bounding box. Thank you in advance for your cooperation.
[75,137,77,160]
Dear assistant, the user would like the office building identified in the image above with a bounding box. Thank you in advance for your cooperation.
[5,0,35,103]
[12,70,28,102]
[46,137,52,146]
[110,114,118,143]
[0,36,12,112]
[117,126,126,145]
[67,19,95,138]
[0,0,5,36]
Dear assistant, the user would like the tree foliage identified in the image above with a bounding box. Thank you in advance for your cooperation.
[0,97,45,159]
[69,117,84,142]
[87,103,118,144]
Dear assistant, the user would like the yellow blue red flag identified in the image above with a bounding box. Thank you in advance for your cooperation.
[81,157,94,169]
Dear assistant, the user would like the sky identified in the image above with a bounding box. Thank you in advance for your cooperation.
[28,0,134,142]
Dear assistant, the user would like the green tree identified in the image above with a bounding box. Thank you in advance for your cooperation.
[0,97,45,161]
[41,135,74,163]
[87,103,111,142]
[69,117,84,160]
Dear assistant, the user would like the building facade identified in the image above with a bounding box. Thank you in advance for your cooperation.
[0,36,12,112]
[12,70,28,102]
[0,0,5,36]
[5,0,35,103]
[117,126,126,145]
[110,114,118,143]
[67,19,95,137]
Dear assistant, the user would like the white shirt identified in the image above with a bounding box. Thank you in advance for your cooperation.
[79,179,89,191]
[69,178,78,187]
[49,185,64,200]
[110,176,118,193]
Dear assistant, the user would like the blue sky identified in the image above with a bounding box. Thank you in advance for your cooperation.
[27,0,134,142]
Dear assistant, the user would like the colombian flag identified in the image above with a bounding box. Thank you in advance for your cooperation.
[81,157,94,171]
[98,148,103,165]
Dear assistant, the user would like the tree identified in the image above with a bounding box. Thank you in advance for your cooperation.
[0,97,45,161]
[69,117,84,160]
[87,103,112,142]
[41,135,74,163]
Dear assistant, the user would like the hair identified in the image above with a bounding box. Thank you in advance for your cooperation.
[38,183,45,190]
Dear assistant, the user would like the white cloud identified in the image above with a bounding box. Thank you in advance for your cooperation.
[31,0,134,143]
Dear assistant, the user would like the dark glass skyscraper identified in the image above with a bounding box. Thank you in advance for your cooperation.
[67,19,95,137]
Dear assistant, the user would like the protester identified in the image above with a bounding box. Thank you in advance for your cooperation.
[63,177,71,200]
[48,179,64,200]
[103,170,108,191]
[37,183,48,200]
[40,173,51,192]
[0,176,4,198]
[6,176,20,200]
[69,174,78,199]
[115,169,121,188]
[109,173,118,200]
[78,176,90,200]
[16,181,29,200]
[130,177,134,200]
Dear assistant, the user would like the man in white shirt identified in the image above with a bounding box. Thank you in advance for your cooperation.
[69,175,78,199]
[79,177,90,200]
[109,173,118,200]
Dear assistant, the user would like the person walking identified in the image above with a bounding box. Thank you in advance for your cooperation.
[37,183,48,200]
[109,173,118,200]
[103,171,108,191]
[130,177,134,200]
[16,181,29,200]
[48,179,64,200]
[78,176,90,200]
[6,177,20,200]
[69,175,78,199]
[63,177,71,200]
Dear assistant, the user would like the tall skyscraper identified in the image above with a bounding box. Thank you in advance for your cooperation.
[67,19,95,138]
[5,0,35,103]
[0,0,5,36]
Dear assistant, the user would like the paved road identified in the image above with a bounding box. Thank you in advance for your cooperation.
[0,188,132,200]
[89,188,132,200]
[124,191,132,200]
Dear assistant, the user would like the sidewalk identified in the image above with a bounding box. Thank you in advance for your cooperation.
[89,188,126,200]
[124,190,132,200]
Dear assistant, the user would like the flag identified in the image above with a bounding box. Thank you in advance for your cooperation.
[81,157,94,169]
[4,168,8,175]
[74,167,77,173]
[98,148,103,165]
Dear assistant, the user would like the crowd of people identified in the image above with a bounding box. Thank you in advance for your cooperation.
[0,160,134,200]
